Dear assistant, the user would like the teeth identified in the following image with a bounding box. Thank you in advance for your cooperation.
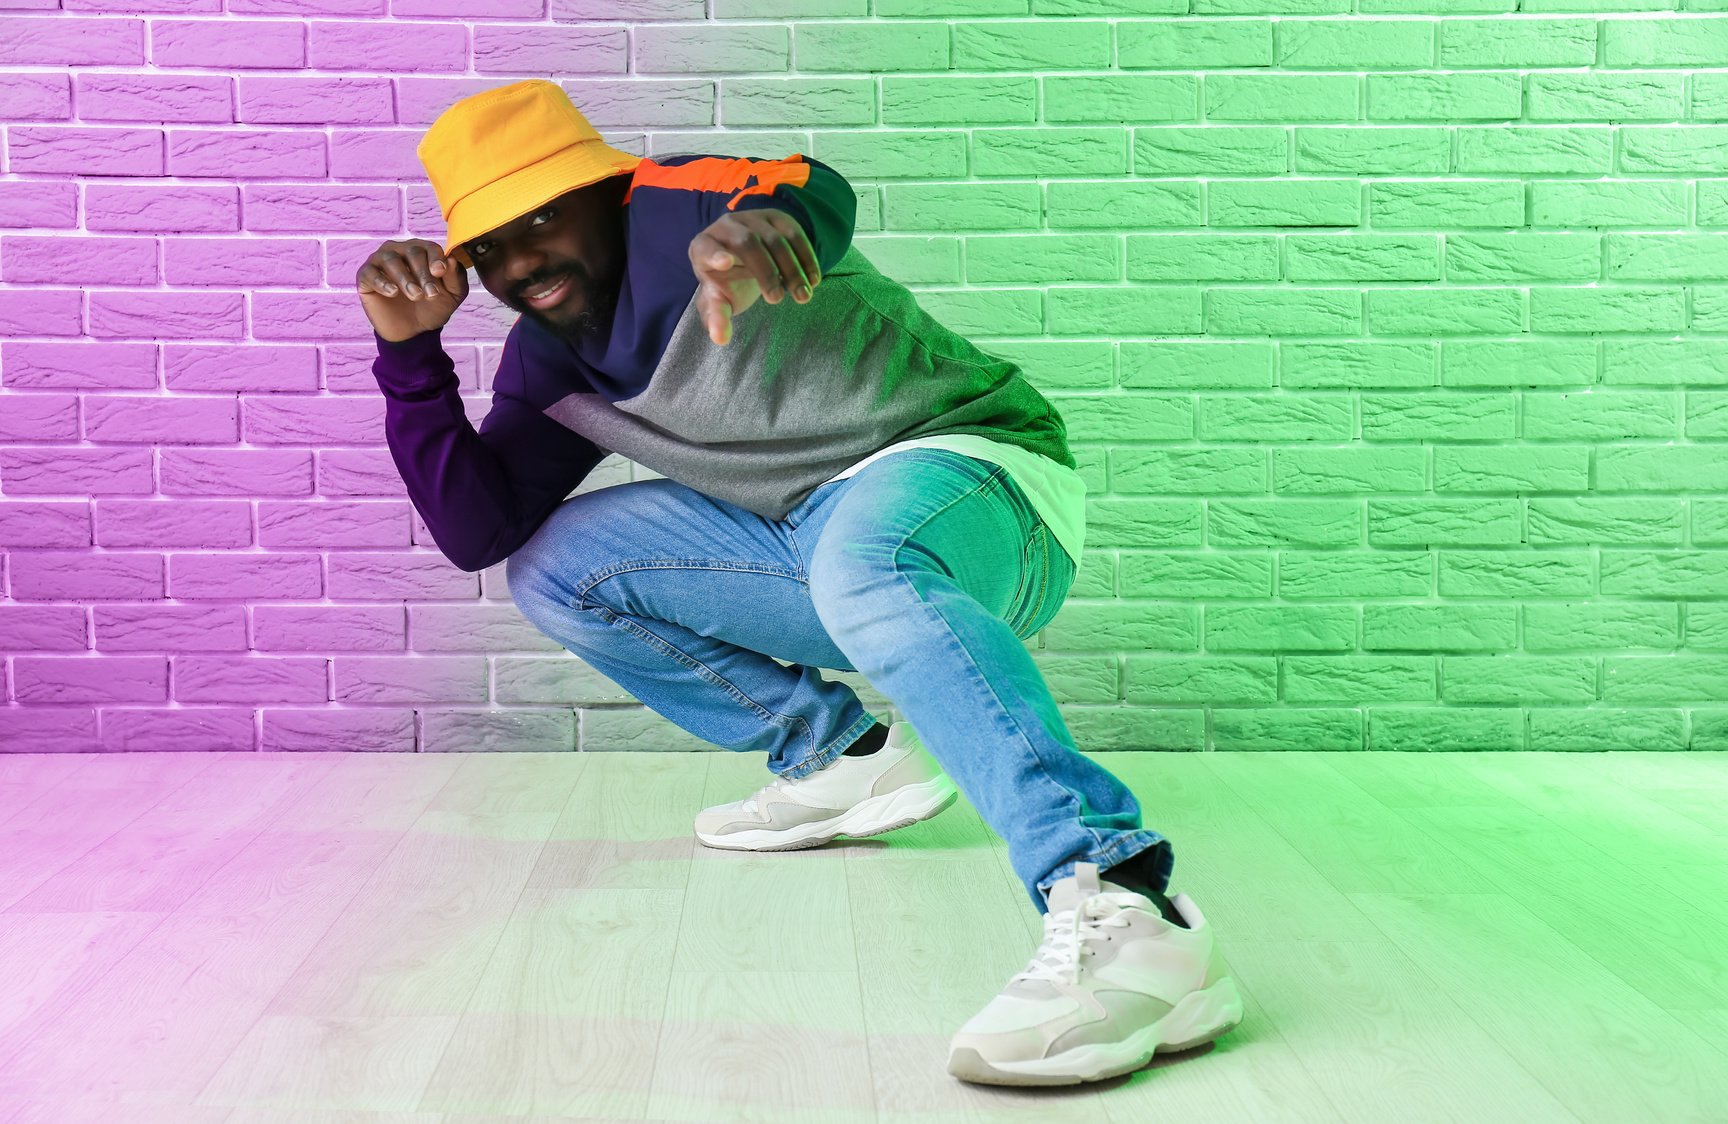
[527,277,566,300]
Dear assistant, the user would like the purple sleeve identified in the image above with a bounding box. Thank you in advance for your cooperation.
[371,326,609,573]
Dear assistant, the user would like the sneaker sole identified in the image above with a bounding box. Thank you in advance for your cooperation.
[695,776,958,852]
[947,975,1245,1087]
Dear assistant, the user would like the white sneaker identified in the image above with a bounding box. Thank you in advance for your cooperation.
[693,721,957,852]
[948,861,1244,1086]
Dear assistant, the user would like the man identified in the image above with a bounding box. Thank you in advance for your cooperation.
[357,79,1241,1086]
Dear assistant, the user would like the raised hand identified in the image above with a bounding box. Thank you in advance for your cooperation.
[357,238,470,343]
[687,208,821,346]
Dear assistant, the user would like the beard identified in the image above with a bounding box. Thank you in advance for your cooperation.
[525,265,622,344]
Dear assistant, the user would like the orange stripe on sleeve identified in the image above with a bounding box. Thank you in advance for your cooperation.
[623,154,813,208]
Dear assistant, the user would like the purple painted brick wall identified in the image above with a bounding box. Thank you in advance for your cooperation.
[0,1,681,754]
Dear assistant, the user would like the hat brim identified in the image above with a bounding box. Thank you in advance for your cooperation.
[441,142,641,268]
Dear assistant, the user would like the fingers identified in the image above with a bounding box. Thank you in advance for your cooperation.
[692,213,821,306]
[356,240,462,300]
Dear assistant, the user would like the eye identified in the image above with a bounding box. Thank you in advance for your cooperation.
[470,207,556,260]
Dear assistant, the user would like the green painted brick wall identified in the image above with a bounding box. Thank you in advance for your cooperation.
[672,6,1728,752]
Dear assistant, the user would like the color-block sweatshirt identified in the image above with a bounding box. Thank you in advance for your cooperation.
[371,152,1086,575]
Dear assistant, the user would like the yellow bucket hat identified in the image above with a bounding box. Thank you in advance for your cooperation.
[416,79,643,269]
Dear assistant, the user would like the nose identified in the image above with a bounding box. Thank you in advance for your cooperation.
[500,250,556,293]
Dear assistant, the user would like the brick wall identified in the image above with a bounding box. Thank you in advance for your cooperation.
[2,0,1727,753]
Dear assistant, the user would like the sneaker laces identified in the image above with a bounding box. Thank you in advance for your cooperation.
[1012,891,1143,987]
[741,773,802,816]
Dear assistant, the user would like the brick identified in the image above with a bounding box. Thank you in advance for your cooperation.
[166,129,327,178]
[408,605,562,652]
[880,76,1034,127]
[1617,127,1728,172]
[0,182,76,228]
[242,184,399,233]
[1532,286,1685,334]
[163,238,322,288]
[325,553,479,599]
[0,708,100,753]
[150,19,305,68]
[14,656,167,703]
[332,656,487,703]
[167,344,319,393]
[74,73,233,124]
[420,709,574,752]
[261,707,414,752]
[96,500,252,548]
[1535,181,1686,228]
[81,395,236,444]
[1445,338,1598,387]
[0,605,87,650]
[1367,73,1521,121]
[317,449,409,496]
[1125,234,1280,282]
[257,501,411,548]
[89,292,245,341]
[100,708,255,753]
[308,19,467,72]
[0,70,70,119]
[721,78,874,126]
[1048,181,1197,230]
[94,604,248,651]
[0,16,144,66]
[0,449,155,495]
[1445,233,1599,282]
[0,502,90,547]
[952,20,1109,69]
[1604,16,1728,66]
[1278,18,1431,68]
[1208,75,1357,122]
[1455,127,1613,175]
[241,396,386,444]
[160,449,313,497]
[85,184,240,233]
[238,76,392,125]
[10,552,164,600]
[1296,127,1449,175]
[168,553,322,599]
[0,274,76,330]
[1043,75,1195,125]
[964,234,1120,283]
[1366,288,1522,336]
[1440,17,1595,68]
[2,236,158,285]
[1370,181,1523,228]
[472,25,626,74]
[6,127,163,176]
[174,655,327,703]
[1211,179,1359,226]
[0,393,78,441]
[1118,20,1271,69]
[1611,231,1728,281]
[637,22,787,73]
[1134,126,1285,175]
[1527,73,1682,123]
[254,605,405,651]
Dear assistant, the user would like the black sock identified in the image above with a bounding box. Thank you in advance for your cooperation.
[842,721,890,757]
[1101,860,1189,928]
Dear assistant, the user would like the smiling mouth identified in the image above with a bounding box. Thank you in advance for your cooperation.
[522,275,573,308]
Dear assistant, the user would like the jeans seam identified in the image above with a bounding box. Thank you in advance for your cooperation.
[873,467,1107,870]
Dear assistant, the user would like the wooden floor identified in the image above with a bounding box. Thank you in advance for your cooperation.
[0,747,1725,1124]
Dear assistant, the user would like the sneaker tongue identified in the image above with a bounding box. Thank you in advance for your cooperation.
[1045,861,1103,915]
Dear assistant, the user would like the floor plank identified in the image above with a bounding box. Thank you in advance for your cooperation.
[0,748,1720,1121]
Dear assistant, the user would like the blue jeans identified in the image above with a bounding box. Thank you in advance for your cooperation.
[504,448,1173,915]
